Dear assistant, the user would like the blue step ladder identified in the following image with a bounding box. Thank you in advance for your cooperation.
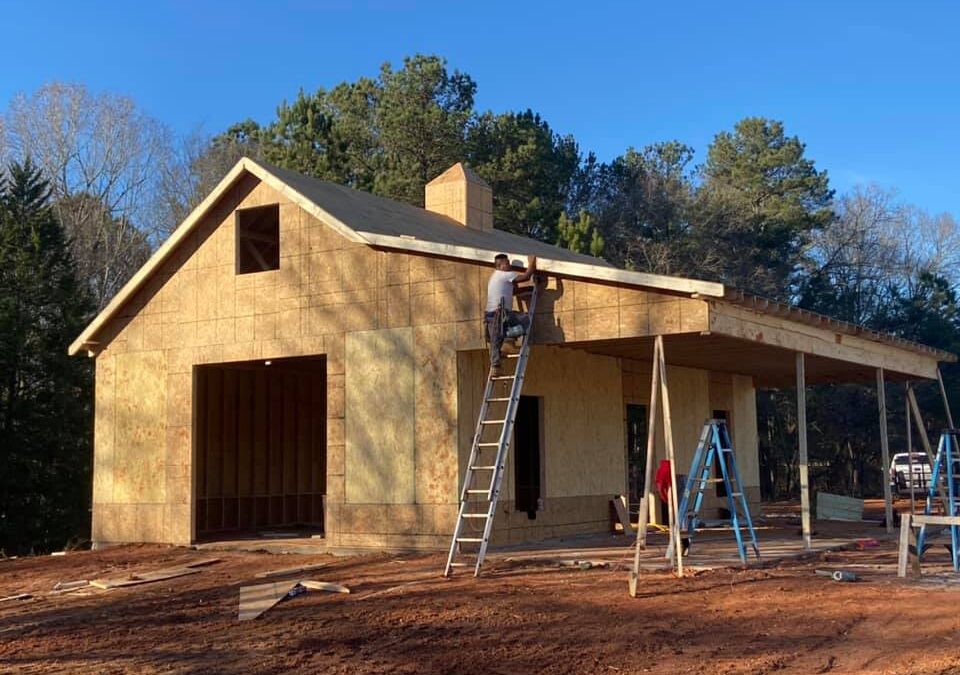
[669,419,760,565]
[917,430,960,571]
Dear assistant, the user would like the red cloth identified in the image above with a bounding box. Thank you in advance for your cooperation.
[655,460,672,502]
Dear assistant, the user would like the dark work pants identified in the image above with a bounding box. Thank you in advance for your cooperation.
[485,309,529,368]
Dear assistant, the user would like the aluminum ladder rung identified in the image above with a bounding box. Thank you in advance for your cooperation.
[466,489,489,495]
[486,397,511,402]
[471,465,497,470]
[461,513,489,519]
[457,537,484,543]
[480,420,506,425]
[491,376,515,381]
[477,442,499,447]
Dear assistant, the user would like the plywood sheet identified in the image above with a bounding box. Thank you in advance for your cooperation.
[114,351,166,504]
[345,328,415,504]
[238,581,299,621]
[90,566,200,590]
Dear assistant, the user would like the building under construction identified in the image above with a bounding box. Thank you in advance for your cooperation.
[69,158,954,553]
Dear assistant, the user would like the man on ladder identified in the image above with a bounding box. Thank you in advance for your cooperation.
[485,254,537,375]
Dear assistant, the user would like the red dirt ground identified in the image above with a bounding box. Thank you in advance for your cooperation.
[2,527,960,675]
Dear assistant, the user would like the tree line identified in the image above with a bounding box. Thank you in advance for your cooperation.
[1,54,958,552]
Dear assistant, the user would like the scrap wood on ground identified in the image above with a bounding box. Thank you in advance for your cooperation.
[238,579,350,620]
[3,526,960,674]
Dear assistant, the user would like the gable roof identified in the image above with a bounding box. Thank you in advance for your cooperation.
[68,157,725,355]
[68,157,954,366]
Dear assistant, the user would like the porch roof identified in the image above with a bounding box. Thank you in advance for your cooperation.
[571,333,910,388]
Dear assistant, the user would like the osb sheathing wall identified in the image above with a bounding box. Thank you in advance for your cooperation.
[458,347,626,545]
[621,360,762,516]
[89,171,715,548]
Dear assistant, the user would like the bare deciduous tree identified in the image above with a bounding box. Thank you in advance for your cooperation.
[3,82,173,308]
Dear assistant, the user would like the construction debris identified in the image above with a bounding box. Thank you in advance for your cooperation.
[0,593,32,602]
[53,580,89,592]
[182,558,221,568]
[557,560,611,570]
[254,562,328,579]
[815,569,859,582]
[611,495,633,537]
[816,493,865,522]
[299,580,350,594]
[90,566,201,590]
[238,579,350,620]
[238,581,299,621]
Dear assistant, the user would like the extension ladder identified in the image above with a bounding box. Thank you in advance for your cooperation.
[444,282,540,577]
[918,430,960,571]
[668,419,760,565]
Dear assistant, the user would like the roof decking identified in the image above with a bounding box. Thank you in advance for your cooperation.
[69,157,954,375]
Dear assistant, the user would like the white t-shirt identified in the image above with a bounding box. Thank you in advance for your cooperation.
[486,270,518,312]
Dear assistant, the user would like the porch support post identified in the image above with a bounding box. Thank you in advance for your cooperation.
[937,368,954,429]
[630,337,662,596]
[796,352,812,549]
[628,335,683,598]
[877,368,894,534]
[657,335,684,578]
[906,381,916,514]
[907,387,933,456]
[908,386,945,506]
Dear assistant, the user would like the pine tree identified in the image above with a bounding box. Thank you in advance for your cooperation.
[0,160,93,554]
[556,210,604,257]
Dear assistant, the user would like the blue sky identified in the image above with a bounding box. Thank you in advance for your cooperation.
[1,1,957,214]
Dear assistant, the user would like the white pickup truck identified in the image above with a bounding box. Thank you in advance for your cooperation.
[890,452,933,497]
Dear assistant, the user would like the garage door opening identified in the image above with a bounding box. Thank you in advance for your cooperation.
[194,356,326,540]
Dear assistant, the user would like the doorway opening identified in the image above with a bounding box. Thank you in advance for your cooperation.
[194,356,326,539]
[514,395,543,519]
[625,404,648,509]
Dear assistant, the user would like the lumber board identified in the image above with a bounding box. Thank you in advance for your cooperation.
[253,369,268,497]
[300,580,350,594]
[657,335,684,578]
[359,231,726,298]
[938,368,955,429]
[297,375,311,510]
[268,371,284,503]
[797,353,812,548]
[816,493,864,521]
[183,558,221,568]
[238,370,254,530]
[238,581,299,621]
[283,373,297,499]
[223,368,238,501]
[710,303,941,379]
[90,567,200,590]
[910,514,960,526]
[631,336,661,596]
[254,563,329,579]
[877,368,894,534]
[612,495,633,537]
[897,513,911,578]
[311,369,326,496]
